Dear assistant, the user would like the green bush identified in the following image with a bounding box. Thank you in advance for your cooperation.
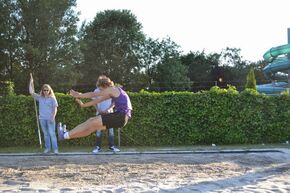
[0,81,15,96]
[1,87,290,147]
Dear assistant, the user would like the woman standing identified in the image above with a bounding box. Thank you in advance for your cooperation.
[29,75,59,154]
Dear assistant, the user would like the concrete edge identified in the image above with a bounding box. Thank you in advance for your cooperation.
[0,149,284,157]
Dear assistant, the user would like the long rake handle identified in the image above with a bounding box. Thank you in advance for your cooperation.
[30,73,42,148]
[33,99,42,148]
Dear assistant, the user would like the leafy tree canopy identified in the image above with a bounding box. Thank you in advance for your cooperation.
[79,9,146,89]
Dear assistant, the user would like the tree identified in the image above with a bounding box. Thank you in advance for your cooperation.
[137,37,163,90]
[220,47,246,68]
[253,60,268,84]
[0,0,80,93]
[0,81,15,96]
[19,0,80,91]
[79,9,146,89]
[220,47,250,91]
[154,56,191,91]
[245,67,256,90]
[181,51,220,91]
[153,38,191,91]
[0,0,21,81]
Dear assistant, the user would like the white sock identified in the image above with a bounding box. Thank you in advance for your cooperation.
[64,132,70,139]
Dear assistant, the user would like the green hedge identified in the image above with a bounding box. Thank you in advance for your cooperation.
[1,87,290,147]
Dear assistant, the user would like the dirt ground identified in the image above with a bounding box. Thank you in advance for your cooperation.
[1,149,290,192]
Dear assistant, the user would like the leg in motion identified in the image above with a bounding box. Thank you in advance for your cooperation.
[58,116,106,140]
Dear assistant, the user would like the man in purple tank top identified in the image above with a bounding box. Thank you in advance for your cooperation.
[57,75,132,140]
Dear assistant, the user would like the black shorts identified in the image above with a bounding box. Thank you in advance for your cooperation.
[101,112,129,129]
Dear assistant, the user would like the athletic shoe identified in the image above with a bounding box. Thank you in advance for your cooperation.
[57,122,64,140]
[63,124,67,132]
[43,149,50,154]
[92,146,101,154]
[53,150,59,154]
[109,146,120,152]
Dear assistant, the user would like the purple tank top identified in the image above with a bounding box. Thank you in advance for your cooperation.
[112,87,132,118]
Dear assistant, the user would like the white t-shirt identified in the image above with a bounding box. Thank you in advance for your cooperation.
[93,88,113,115]
[35,95,58,120]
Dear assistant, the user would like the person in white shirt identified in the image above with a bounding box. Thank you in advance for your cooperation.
[92,86,120,153]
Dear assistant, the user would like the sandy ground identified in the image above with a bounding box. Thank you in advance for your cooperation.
[1,149,290,193]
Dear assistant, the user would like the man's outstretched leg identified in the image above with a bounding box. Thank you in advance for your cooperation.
[58,116,106,140]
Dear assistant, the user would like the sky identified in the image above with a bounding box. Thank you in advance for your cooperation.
[76,0,290,62]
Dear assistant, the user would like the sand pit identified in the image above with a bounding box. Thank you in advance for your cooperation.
[1,149,290,192]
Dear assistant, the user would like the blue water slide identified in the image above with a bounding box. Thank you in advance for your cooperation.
[257,44,290,95]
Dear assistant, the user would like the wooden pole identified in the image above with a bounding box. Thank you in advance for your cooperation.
[30,73,42,148]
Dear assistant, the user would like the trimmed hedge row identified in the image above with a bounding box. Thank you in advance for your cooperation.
[1,87,290,147]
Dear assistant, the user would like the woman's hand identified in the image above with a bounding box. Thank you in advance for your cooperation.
[29,73,35,95]
[50,116,55,122]
[69,89,81,98]
[75,98,84,108]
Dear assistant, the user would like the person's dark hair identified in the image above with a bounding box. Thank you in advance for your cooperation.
[96,75,114,88]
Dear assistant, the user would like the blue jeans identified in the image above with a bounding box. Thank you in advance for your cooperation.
[39,119,58,151]
[96,128,114,148]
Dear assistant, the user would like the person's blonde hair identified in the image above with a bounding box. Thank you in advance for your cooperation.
[96,75,114,88]
[40,84,55,98]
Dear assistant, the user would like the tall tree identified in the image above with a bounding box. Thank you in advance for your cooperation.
[0,0,80,93]
[137,37,163,90]
[153,38,191,91]
[181,51,220,91]
[19,0,80,91]
[80,10,146,89]
[0,0,21,81]
[253,60,268,84]
[219,47,250,90]
[220,47,246,67]
[155,57,191,91]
